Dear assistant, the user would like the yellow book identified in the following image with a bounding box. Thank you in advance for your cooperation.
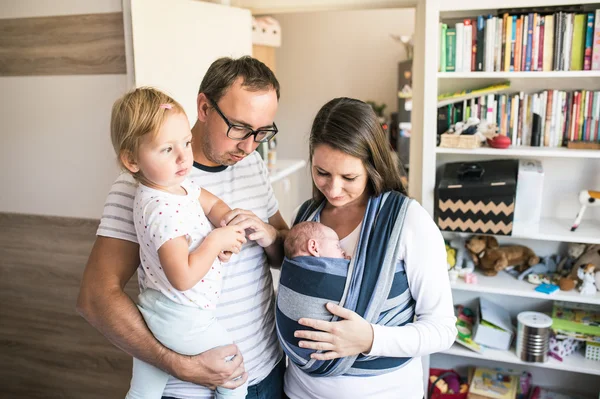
[504,14,512,71]
[468,367,518,399]
[571,14,586,71]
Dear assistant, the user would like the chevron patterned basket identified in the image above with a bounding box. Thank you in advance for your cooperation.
[436,160,519,236]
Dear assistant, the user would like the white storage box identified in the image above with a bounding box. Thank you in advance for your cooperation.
[473,297,515,351]
[513,160,544,235]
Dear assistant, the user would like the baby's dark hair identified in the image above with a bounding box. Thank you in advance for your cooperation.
[284,221,328,259]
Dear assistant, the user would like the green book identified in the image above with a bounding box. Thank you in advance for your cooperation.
[571,14,586,71]
[440,23,448,72]
[446,28,456,72]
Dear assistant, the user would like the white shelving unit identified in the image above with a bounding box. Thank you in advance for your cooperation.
[411,0,600,396]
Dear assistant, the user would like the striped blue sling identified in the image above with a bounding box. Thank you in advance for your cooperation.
[275,191,415,377]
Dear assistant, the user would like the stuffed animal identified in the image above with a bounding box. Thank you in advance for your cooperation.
[465,235,539,276]
[450,236,475,275]
[559,244,600,291]
[578,263,598,295]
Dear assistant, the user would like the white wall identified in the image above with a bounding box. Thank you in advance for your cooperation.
[0,0,127,219]
[274,8,415,203]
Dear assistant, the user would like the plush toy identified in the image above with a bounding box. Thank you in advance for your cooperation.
[465,235,539,277]
[429,375,448,394]
[577,263,598,295]
[445,243,457,270]
[559,244,600,291]
[450,236,475,275]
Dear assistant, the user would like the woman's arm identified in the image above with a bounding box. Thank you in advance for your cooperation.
[366,202,457,358]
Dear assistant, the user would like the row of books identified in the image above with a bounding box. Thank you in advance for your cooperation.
[437,89,600,147]
[439,9,600,72]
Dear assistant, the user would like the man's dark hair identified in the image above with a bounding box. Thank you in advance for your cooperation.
[198,56,280,102]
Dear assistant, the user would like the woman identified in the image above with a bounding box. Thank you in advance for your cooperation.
[277,97,457,399]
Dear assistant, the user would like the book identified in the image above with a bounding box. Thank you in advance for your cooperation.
[583,13,594,70]
[446,28,456,72]
[551,301,600,337]
[468,367,519,399]
[438,82,511,107]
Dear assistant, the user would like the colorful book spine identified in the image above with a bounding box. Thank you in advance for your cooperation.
[525,13,534,71]
[446,28,456,72]
[593,10,600,70]
[543,15,554,71]
[537,17,545,71]
[571,14,586,71]
[584,13,595,70]
[440,23,448,72]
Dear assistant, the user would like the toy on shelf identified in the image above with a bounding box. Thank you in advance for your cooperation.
[465,236,539,277]
[449,237,475,275]
[577,263,598,295]
[558,244,600,291]
[570,190,599,232]
[428,368,468,399]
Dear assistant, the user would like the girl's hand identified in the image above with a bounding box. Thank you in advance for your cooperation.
[218,251,233,263]
[209,225,246,254]
[294,303,374,360]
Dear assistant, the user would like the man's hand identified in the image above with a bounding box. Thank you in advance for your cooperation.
[171,344,247,389]
[221,209,278,248]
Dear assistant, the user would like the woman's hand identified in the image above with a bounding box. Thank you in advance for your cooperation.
[295,303,374,360]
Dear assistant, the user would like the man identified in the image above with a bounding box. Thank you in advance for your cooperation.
[77,56,288,399]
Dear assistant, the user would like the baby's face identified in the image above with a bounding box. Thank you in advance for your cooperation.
[318,227,346,259]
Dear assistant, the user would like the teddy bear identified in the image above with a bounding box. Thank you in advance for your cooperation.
[465,235,540,277]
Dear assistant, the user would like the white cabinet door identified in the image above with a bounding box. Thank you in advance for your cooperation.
[125,0,252,123]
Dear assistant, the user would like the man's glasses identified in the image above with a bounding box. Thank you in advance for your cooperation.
[208,98,278,143]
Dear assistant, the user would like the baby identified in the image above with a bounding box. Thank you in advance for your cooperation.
[284,221,348,259]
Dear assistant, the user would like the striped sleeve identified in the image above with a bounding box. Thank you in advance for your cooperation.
[96,173,138,243]
[255,153,279,218]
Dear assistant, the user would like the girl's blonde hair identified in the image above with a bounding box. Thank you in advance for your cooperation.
[110,87,186,172]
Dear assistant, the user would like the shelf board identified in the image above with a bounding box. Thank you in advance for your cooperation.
[435,146,600,159]
[513,217,600,245]
[440,343,600,376]
[268,159,307,183]
[438,71,600,79]
[451,270,600,305]
[442,217,600,245]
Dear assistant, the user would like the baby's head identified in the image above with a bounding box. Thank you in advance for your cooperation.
[110,87,191,189]
[284,221,347,259]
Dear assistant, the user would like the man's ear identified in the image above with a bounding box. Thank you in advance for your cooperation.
[120,151,139,174]
[307,238,320,257]
[197,92,210,122]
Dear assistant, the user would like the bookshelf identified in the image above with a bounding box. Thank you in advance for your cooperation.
[411,0,600,395]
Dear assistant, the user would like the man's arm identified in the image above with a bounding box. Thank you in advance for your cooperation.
[76,236,247,389]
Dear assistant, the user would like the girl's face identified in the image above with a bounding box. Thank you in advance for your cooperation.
[311,144,369,208]
[131,112,194,193]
